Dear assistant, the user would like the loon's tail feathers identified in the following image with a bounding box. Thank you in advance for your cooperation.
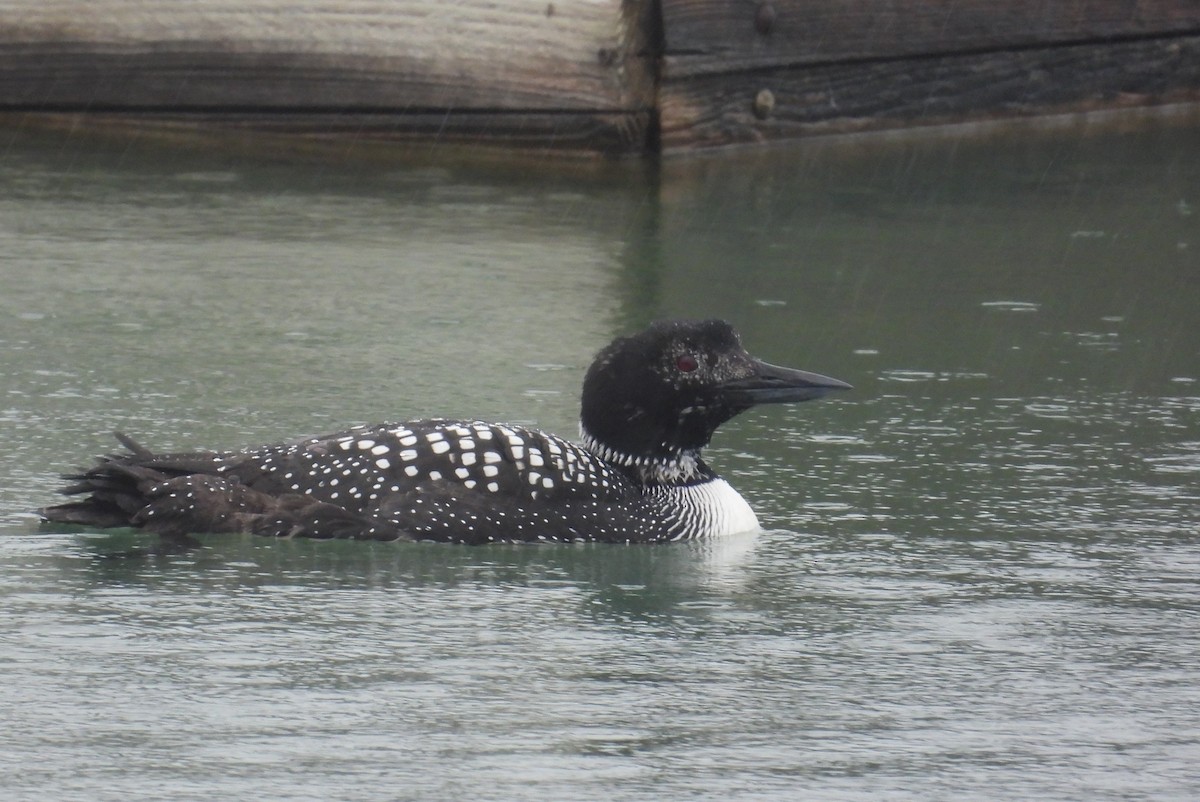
[41,432,410,542]
[113,431,153,460]
[41,434,173,529]
[42,432,242,534]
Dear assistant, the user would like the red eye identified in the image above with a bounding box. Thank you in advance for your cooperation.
[676,354,699,373]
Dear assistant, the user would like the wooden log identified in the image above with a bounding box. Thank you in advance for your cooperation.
[0,0,659,157]
[661,35,1200,150]
[3,0,1199,157]
[7,109,654,165]
[660,0,1200,76]
[658,1,1200,151]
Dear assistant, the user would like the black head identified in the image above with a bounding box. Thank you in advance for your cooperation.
[580,319,850,463]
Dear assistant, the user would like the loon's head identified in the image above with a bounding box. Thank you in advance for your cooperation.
[579,319,850,469]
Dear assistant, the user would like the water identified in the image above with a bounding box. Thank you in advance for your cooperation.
[1,112,1198,800]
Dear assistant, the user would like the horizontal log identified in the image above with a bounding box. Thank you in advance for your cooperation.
[4,109,654,160]
[2,0,1199,156]
[0,0,656,112]
[662,0,1200,77]
[659,34,1200,151]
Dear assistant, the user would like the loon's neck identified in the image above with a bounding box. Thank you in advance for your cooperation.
[579,425,713,486]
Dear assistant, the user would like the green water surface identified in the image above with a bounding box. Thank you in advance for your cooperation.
[1,113,1197,801]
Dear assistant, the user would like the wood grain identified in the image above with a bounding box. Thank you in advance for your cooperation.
[0,0,655,111]
[1,109,655,164]
[659,34,1200,150]
[661,0,1200,77]
[2,0,1198,156]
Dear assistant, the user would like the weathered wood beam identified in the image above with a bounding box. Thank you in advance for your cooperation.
[2,1,1199,157]
[660,0,1200,75]
[0,0,659,157]
[658,1,1200,151]
[9,109,654,163]
[660,35,1200,150]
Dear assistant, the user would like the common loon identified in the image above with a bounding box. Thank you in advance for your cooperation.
[41,319,849,544]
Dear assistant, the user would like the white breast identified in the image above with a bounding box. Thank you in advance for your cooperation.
[667,478,761,539]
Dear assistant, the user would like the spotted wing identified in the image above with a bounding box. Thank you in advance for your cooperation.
[214,419,638,540]
[46,423,680,543]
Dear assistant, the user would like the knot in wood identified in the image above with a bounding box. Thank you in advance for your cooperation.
[753,89,776,120]
[755,3,777,36]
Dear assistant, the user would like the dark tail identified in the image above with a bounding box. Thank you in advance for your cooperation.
[40,433,172,529]
[40,432,402,541]
[40,432,251,536]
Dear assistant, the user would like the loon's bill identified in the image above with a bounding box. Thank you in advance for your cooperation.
[41,319,850,544]
[722,359,853,405]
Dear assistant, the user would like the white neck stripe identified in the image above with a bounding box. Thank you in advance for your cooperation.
[579,425,706,484]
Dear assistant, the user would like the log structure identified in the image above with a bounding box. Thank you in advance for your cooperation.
[657,1,1200,149]
[0,1,1198,158]
[0,1,659,156]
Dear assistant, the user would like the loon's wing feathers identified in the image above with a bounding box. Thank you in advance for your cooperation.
[43,421,639,541]
[224,418,643,543]
[229,420,635,509]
